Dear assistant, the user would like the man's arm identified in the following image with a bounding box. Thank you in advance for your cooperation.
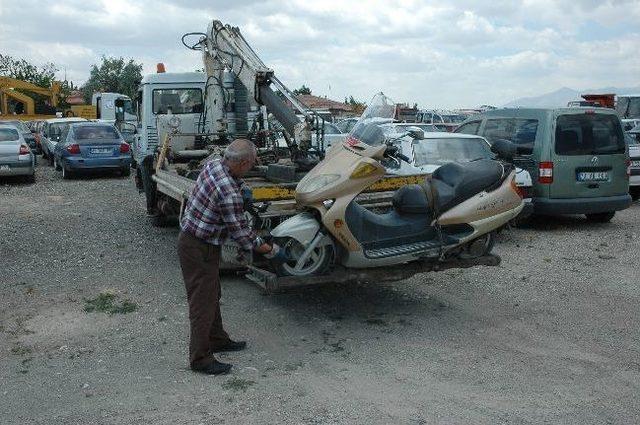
[219,191,257,252]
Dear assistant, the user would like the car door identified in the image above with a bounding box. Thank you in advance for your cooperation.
[550,111,628,199]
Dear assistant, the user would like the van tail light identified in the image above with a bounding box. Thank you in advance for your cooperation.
[539,161,554,184]
[66,144,81,155]
[626,159,631,179]
[119,143,130,153]
[19,145,30,155]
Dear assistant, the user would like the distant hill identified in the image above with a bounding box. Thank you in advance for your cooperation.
[504,86,640,108]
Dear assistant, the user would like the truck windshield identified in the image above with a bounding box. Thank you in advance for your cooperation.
[555,114,625,155]
[152,89,203,115]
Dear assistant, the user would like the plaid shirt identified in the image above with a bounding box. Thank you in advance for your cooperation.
[180,159,256,251]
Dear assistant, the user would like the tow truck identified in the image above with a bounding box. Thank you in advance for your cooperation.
[132,21,498,291]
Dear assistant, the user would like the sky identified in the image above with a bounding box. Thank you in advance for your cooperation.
[1,0,639,108]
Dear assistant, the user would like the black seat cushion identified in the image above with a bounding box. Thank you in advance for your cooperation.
[345,201,434,249]
[430,159,504,213]
[392,184,430,214]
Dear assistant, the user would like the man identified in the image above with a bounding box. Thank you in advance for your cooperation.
[178,139,273,375]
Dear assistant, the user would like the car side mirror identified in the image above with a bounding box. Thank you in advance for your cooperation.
[406,126,425,140]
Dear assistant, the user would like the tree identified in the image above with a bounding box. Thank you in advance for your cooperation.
[346,95,366,114]
[82,56,143,103]
[0,54,58,88]
[293,85,312,96]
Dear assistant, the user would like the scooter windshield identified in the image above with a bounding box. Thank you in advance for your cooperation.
[345,92,396,147]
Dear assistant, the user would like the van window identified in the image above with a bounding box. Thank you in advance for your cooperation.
[483,118,538,145]
[456,121,480,135]
[555,114,624,156]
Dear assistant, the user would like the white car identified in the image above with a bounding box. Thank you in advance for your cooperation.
[627,129,640,200]
[380,130,534,200]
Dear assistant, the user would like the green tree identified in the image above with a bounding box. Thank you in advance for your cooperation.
[82,56,143,103]
[346,95,366,114]
[0,54,58,88]
[293,85,312,96]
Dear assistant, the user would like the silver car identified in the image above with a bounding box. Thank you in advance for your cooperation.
[40,118,87,165]
[0,124,36,182]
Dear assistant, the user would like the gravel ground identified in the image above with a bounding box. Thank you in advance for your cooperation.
[1,159,639,425]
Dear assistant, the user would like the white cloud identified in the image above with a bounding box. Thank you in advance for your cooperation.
[1,0,638,107]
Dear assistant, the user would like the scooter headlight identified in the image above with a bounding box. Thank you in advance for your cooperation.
[297,174,341,194]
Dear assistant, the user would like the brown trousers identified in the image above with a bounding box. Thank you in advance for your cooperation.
[177,231,230,368]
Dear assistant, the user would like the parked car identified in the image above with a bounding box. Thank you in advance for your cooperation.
[455,107,631,222]
[382,131,533,208]
[40,118,87,164]
[0,124,36,182]
[381,122,438,135]
[626,130,640,200]
[53,122,132,179]
[0,120,38,154]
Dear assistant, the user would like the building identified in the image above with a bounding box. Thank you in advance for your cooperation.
[295,94,355,120]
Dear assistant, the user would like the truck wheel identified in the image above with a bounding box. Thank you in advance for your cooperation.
[585,212,615,223]
[272,237,334,277]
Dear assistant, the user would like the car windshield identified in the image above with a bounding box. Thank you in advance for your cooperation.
[412,137,492,167]
[555,114,625,155]
[74,125,120,140]
[3,121,29,132]
[0,128,20,142]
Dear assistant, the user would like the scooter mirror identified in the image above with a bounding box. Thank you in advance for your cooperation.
[491,139,517,160]
[406,126,425,140]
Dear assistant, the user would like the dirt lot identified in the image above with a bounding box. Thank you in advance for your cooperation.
[1,160,639,424]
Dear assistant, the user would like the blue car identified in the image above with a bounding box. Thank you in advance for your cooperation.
[53,122,132,179]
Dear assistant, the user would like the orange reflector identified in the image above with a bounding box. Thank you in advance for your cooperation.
[334,219,343,228]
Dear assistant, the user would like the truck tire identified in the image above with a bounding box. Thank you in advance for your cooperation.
[140,157,158,214]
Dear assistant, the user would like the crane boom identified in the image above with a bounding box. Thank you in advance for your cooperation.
[200,20,319,165]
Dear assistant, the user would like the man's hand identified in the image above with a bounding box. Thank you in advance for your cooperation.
[254,243,272,255]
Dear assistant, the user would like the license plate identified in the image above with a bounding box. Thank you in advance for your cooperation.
[0,165,9,171]
[90,148,111,154]
[631,160,640,168]
[577,171,609,181]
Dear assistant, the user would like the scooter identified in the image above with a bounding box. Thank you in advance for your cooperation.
[268,93,524,277]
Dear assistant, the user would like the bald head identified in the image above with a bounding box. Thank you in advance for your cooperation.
[224,139,257,164]
[223,138,257,177]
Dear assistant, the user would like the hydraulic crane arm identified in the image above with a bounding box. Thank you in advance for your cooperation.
[201,20,315,154]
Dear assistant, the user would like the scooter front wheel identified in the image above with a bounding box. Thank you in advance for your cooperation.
[273,237,334,277]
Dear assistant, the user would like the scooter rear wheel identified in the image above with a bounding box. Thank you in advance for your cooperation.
[458,231,496,259]
[273,237,334,277]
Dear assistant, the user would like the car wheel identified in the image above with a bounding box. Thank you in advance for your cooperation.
[53,156,61,171]
[121,166,131,177]
[25,174,36,184]
[48,154,54,167]
[631,188,640,201]
[585,212,615,223]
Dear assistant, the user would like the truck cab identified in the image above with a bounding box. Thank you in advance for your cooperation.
[131,72,206,166]
[91,92,137,123]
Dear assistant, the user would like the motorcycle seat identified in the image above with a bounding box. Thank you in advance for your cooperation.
[430,159,504,213]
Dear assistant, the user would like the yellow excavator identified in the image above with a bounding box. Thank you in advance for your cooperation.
[0,76,60,120]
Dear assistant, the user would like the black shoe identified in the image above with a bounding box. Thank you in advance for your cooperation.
[192,359,232,375]
[212,340,247,353]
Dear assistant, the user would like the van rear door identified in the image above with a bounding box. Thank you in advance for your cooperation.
[550,111,627,199]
